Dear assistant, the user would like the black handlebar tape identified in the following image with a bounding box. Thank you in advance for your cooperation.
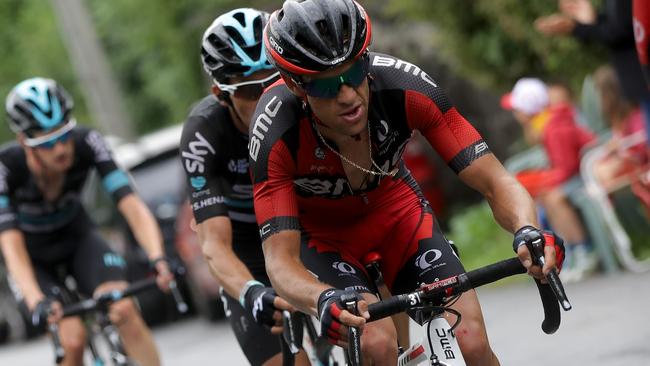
[62,298,97,317]
[460,258,525,291]
[121,278,158,298]
[367,294,409,322]
[535,279,562,334]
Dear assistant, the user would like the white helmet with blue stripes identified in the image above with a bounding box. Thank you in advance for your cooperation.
[5,77,74,137]
[200,8,274,82]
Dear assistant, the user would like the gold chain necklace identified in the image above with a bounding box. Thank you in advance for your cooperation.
[312,121,395,177]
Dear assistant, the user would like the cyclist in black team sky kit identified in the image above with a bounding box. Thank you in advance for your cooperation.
[1,77,173,366]
[249,1,567,365]
[179,8,308,366]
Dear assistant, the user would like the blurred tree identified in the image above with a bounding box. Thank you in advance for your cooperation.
[383,0,606,92]
[0,0,90,143]
[85,0,281,134]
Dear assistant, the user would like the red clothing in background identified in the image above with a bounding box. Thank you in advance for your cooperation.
[633,0,650,85]
[541,103,596,187]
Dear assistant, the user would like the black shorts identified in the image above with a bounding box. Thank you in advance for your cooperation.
[18,214,127,302]
[220,275,282,366]
[300,212,464,303]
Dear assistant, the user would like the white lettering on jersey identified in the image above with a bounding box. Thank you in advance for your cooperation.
[182,132,216,174]
[372,55,438,88]
[249,96,283,162]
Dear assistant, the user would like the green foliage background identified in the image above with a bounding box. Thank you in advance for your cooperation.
[1,0,606,141]
[0,0,88,142]
[383,0,605,91]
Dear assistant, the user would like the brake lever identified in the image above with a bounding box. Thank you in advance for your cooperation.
[525,233,572,311]
[341,293,362,366]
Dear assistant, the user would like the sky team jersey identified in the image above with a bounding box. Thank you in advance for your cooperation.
[0,127,133,234]
[249,52,491,242]
[180,95,256,225]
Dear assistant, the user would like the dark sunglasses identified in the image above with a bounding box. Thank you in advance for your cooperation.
[24,118,76,149]
[297,55,370,99]
[217,72,280,100]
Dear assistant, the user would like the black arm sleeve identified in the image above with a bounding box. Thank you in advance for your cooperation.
[0,159,18,232]
[180,115,229,223]
[572,0,635,48]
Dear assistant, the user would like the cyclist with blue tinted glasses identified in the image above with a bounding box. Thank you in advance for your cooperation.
[179,9,308,366]
[1,77,173,366]
[250,0,566,365]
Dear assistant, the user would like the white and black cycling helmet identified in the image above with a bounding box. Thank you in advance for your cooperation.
[5,77,74,137]
[264,0,372,76]
[200,8,274,82]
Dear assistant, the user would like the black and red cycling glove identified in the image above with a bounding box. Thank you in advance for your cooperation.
[513,225,566,271]
[317,288,362,344]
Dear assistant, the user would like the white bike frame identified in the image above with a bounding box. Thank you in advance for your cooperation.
[399,316,466,366]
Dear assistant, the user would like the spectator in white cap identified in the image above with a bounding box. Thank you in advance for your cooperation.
[502,77,598,282]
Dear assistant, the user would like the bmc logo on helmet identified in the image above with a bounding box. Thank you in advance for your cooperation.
[372,55,438,89]
[415,249,443,270]
[249,96,283,162]
[333,261,356,274]
[268,36,283,55]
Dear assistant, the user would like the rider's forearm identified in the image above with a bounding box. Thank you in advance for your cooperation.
[484,173,538,233]
[263,230,331,316]
[459,154,538,233]
[117,194,165,260]
[0,230,45,308]
[196,217,256,300]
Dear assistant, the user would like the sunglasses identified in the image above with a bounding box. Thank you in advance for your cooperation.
[297,55,370,99]
[24,118,76,149]
[216,72,280,100]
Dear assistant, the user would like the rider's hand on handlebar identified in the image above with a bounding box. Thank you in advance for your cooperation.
[513,226,566,281]
[31,298,63,327]
[151,256,174,292]
[317,288,368,347]
[243,282,294,335]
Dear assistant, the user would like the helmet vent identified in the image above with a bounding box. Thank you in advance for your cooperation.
[201,48,219,68]
[295,33,322,58]
[341,14,351,45]
[232,12,246,27]
[225,27,246,48]
[253,16,263,41]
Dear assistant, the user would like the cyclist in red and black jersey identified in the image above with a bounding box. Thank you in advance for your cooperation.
[249,1,566,365]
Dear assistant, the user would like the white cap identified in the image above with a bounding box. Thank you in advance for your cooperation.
[500,78,549,115]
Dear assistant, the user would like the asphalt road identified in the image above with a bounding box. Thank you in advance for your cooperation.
[1,270,648,365]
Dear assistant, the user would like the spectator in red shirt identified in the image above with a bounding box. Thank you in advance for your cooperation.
[593,65,648,191]
[502,78,597,281]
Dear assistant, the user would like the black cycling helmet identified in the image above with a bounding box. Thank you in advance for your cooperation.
[201,8,274,82]
[264,0,372,76]
[5,77,74,137]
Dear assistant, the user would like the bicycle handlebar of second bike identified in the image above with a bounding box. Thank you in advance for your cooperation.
[48,268,188,364]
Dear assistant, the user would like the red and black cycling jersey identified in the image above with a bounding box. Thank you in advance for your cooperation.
[0,127,133,234]
[249,52,490,241]
[180,95,265,272]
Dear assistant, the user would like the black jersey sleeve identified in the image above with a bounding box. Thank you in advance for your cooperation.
[180,115,229,223]
[0,155,18,232]
[79,128,134,203]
